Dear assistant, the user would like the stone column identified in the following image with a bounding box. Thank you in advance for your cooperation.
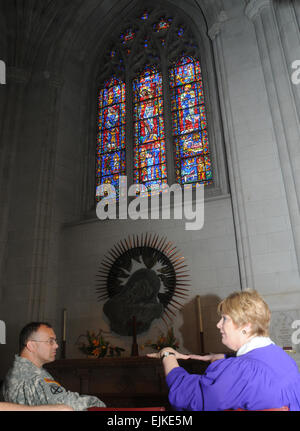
[27,71,64,321]
[161,54,175,185]
[292,0,300,30]
[0,67,31,301]
[274,1,300,138]
[208,12,255,291]
[245,0,300,274]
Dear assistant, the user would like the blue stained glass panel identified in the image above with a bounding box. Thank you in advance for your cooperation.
[96,174,120,200]
[172,106,206,135]
[134,99,163,122]
[133,67,162,103]
[140,11,149,20]
[170,56,212,186]
[143,179,168,193]
[99,103,125,130]
[100,151,125,177]
[174,131,209,159]
[133,66,167,193]
[170,57,201,88]
[138,164,167,183]
[171,82,204,111]
[96,77,126,201]
[134,116,165,145]
[136,142,166,168]
[99,82,125,108]
[98,127,125,154]
[181,155,212,184]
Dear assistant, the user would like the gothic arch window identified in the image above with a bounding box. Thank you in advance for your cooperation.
[95,7,214,202]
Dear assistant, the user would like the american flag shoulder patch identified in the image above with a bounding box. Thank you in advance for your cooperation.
[44,377,61,386]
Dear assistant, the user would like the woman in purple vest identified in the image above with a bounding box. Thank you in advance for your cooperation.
[147,289,300,411]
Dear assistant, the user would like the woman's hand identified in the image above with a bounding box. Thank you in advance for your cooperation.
[187,353,225,362]
[147,349,225,363]
[147,347,183,376]
[147,347,189,360]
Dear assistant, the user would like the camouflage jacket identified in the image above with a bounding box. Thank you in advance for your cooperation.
[2,355,106,411]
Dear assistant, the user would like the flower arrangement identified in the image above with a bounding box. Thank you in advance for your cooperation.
[76,330,125,358]
[144,327,179,351]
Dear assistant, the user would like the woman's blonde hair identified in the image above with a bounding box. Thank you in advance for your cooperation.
[217,289,271,336]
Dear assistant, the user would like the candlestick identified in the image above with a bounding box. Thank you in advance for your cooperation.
[196,295,204,353]
[63,308,67,342]
[196,295,203,332]
[132,316,136,341]
[131,316,139,356]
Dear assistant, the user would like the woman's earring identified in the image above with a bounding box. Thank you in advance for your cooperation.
[242,329,247,335]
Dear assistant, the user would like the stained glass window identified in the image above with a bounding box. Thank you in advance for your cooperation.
[96,13,214,205]
[178,27,184,37]
[120,28,135,44]
[153,18,172,32]
[170,56,212,185]
[140,11,149,20]
[96,77,126,201]
[133,66,167,193]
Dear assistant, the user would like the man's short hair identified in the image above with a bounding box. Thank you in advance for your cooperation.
[19,322,52,353]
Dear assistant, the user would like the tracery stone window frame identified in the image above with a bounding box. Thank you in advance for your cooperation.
[86,3,228,215]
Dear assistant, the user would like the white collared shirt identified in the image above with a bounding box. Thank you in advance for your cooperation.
[236,336,275,357]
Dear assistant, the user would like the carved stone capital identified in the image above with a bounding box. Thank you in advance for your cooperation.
[208,22,221,40]
[245,0,272,21]
[208,11,228,41]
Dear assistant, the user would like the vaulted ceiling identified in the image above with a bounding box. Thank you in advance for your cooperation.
[1,0,225,73]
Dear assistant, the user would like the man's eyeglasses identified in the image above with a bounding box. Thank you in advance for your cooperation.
[29,338,58,346]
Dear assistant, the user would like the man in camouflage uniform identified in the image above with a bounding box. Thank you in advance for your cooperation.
[2,322,106,411]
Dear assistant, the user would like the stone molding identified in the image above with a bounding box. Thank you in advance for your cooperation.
[7,67,31,84]
[245,0,272,20]
[42,71,65,89]
[6,67,64,88]
[32,70,65,88]
[209,33,255,290]
[247,0,300,274]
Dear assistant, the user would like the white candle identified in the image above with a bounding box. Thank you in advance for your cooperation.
[196,296,203,332]
[63,309,67,341]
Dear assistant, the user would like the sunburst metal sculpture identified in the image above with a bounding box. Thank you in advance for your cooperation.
[96,233,190,335]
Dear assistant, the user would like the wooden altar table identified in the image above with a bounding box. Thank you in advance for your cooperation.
[45,356,208,409]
